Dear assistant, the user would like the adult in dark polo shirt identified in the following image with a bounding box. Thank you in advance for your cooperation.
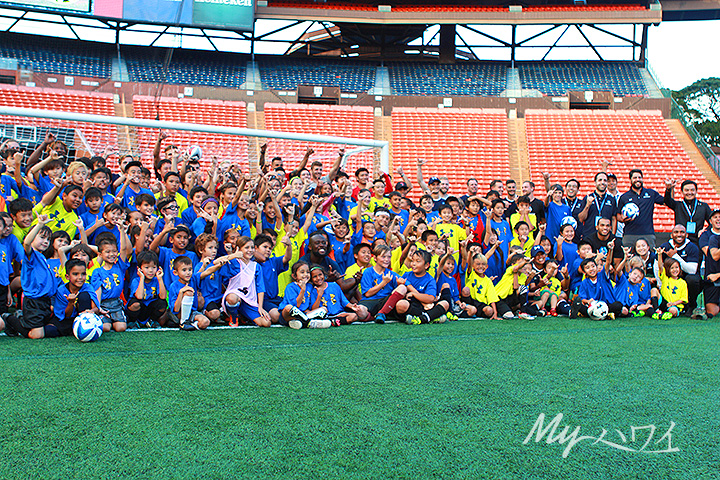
[663,179,712,245]
[699,210,720,317]
[617,169,664,249]
[585,217,623,267]
[506,180,545,221]
[659,224,701,313]
[578,171,617,239]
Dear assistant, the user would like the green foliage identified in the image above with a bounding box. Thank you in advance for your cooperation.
[673,77,720,147]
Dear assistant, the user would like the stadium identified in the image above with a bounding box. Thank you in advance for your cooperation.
[0,0,718,478]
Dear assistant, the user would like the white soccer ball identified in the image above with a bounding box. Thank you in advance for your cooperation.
[560,215,577,230]
[587,300,609,321]
[622,202,640,221]
[187,145,203,162]
[73,312,103,342]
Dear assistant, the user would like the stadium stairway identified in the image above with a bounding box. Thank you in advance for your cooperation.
[507,118,530,183]
[666,119,720,197]
[639,68,664,99]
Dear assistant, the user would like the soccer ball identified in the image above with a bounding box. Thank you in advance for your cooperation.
[560,215,577,230]
[73,312,103,342]
[187,145,202,162]
[622,202,640,221]
[587,300,609,321]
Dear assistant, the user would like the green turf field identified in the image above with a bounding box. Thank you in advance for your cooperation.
[1,316,718,480]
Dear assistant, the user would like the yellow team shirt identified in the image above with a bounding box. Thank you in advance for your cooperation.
[12,222,30,244]
[659,270,688,305]
[509,212,537,233]
[495,266,528,299]
[348,205,373,222]
[435,223,467,260]
[509,237,534,256]
[391,246,412,275]
[277,228,309,297]
[33,198,78,239]
[465,270,499,304]
[368,197,391,213]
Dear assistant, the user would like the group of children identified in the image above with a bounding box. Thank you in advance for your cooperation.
[0,134,693,340]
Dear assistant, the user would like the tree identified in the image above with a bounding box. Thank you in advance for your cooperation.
[673,77,720,148]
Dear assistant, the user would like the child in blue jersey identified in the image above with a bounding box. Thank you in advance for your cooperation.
[360,244,404,322]
[80,187,104,232]
[91,235,131,332]
[3,214,55,338]
[555,223,578,271]
[168,256,210,330]
[87,203,124,248]
[126,250,168,328]
[310,265,369,327]
[194,233,237,325]
[191,196,219,240]
[0,212,23,314]
[52,258,101,337]
[544,184,572,242]
[614,266,656,317]
[437,252,472,317]
[222,235,271,328]
[397,249,453,325]
[571,256,624,320]
[279,261,316,329]
[150,221,198,289]
[256,233,291,324]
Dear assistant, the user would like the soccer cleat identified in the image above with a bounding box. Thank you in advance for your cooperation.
[651,311,661,320]
[306,307,328,320]
[632,310,646,317]
[445,311,458,321]
[549,309,557,317]
[228,317,239,327]
[291,307,310,322]
[330,318,342,327]
[430,314,447,324]
[518,312,535,320]
[503,311,515,319]
[308,319,331,329]
[607,313,615,320]
[405,315,421,325]
[374,313,386,324]
[661,311,673,320]
[180,321,199,331]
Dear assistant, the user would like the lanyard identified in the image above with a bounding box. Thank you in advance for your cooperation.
[593,192,608,215]
[564,197,579,212]
[682,199,698,220]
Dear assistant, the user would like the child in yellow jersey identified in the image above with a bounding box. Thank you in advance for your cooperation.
[434,204,467,261]
[532,258,567,316]
[494,253,537,319]
[510,221,545,257]
[391,242,416,275]
[276,201,320,297]
[654,251,688,320]
[460,253,513,319]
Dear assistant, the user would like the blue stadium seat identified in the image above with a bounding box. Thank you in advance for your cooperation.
[518,62,647,96]
[258,57,375,92]
[388,62,507,96]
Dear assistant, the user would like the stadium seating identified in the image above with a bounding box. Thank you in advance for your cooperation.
[392,107,510,199]
[519,62,647,97]
[263,103,375,176]
[132,96,248,169]
[0,84,117,157]
[258,57,376,93]
[388,62,507,96]
[125,49,246,88]
[525,109,720,231]
[0,33,111,78]
[267,2,645,12]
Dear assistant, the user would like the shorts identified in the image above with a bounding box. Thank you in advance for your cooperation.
[205,301,222,313]
[704,282,720,305]
[359,295,390,316]
[538,289,559,300]
[223,298,261,324]
[100,297,127,324]
[21,296,54,330]
[169,310,205,325]
[263,296,282,312]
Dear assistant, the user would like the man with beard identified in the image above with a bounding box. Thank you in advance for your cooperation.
[507,180,545,221]
[299,231,342,282]
[659,224,701,314]
[607,172,624,242]
[438,176,451,201]
[505,179,518,204]
[663,178,712,245]
[617,169,664,249]
[585,217,623,267]
[460,177,479,206]
[578,171,617,239]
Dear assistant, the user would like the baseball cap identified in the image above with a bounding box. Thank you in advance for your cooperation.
[711,209,720,219]
[428,177,440,185]
[531,245,546,257]
[395,181,409,190]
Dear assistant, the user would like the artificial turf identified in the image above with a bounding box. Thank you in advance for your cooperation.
[1,316,718,480]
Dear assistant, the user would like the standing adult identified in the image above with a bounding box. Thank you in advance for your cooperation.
[578,171,617,239]
[459,177,479,206]
[506,180,545,221]
[617,169,664,249]
[663,178,712,245]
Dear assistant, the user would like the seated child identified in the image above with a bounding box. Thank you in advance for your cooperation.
[168,255,211,330]
[397,249,453,325]
[222,235,272,328]
[310,265,370,327]
[653,248,688,320]
[52,258,101,337]
[461,253,513,319]
[91,236,131,332]
[126,251,169,328]
[571,256,623,320]
[531,259,571,316]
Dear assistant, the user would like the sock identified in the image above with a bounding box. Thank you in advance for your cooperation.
[405,303,425,317]
[425,304,447,320]
[651,297,660,310]
[225,302,240,320]
[439,288,453,304]
[378,291,404,315]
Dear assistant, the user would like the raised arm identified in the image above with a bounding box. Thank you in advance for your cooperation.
[24,214,49,255]
[416,158,430,194]
[153,131,168,169]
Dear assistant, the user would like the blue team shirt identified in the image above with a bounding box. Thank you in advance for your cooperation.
[280,282,314,311]
[330,237,353,273]
[546,202,572,242]
[181,207,199,228]
[168,275,202,313]
[22,248,56,298]
[617,188,664,235]
[310,282,348,316]
[0,174,18,201]
[194,262,223,304]
[258,256,287,302]
[577,267,616,303]
[437,272,460,302]
[158,247,198,288]
[0,234,24,286]
[91,259,128,301]
[121,185,154,211]
[80,211,103,232]
[129,276,162,306]
[490,218,512,259]
[361,267,399,300]
[402,271,437,298]
[614,273,652,306]
[53,282,99,320]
